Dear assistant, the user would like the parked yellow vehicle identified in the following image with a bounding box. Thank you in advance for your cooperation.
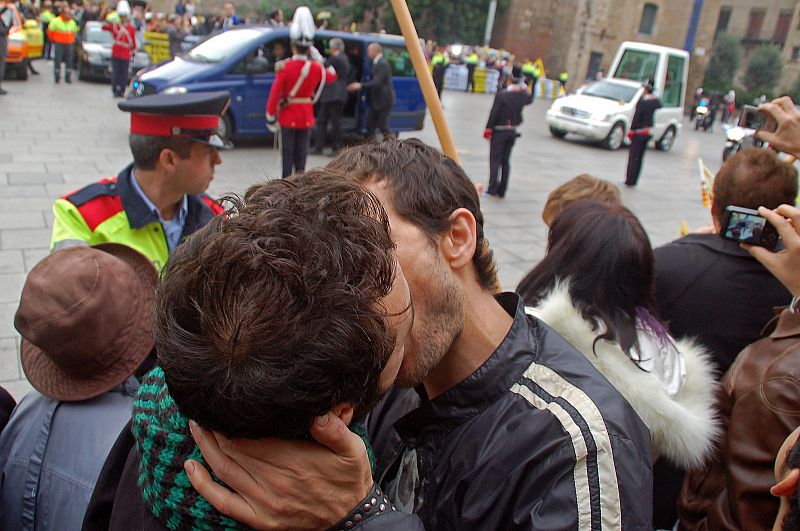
[21,19,43,59]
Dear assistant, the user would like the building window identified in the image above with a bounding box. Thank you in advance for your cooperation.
[746,8,766,39]
[639,3,658,35]
[793,46,800,63]
[774,9,793,46]
[715,6,732,39]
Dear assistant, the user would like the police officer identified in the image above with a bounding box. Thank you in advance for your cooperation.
[266,6,336,178]
[624,80,662,187]
[483,65,533,198]
[430,45,448,98]
[465,47,478,93]
[50,91,232,271]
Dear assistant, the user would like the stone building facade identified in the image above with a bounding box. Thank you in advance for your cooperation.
[712,0,800,92]
[491,0,721,97]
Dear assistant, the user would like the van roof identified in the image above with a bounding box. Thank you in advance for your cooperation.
[618,41,690,58]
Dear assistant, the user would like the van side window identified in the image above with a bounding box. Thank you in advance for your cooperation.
[662,55,685,108]
[383,45,415,77]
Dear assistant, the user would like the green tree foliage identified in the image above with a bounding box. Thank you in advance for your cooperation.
[743,44,784,95]
[703,33,740,92]
[343,0,508,44]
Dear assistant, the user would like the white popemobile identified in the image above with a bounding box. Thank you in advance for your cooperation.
[546,42,690,151]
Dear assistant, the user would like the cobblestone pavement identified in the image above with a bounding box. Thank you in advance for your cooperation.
[0,64,726,398]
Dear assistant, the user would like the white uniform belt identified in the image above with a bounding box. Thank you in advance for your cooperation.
[286,97,313,104]
[493,125,517,131]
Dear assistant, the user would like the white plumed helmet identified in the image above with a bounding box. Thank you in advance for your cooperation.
[116,0,131,16]
[290,6,315,47]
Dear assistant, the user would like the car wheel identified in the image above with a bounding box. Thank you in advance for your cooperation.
[656,126,676,152]
[549,126,567,138]
[219,113,233,144]
[604,122,625,150]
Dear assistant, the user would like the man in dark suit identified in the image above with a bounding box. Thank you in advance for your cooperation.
[348,42,395,138]
[313,38,351,155]
[483,65,533,198]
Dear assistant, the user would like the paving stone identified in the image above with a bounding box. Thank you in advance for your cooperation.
[11,153,63,163]
[7,173,64,185]
[0,184,50,198]
[0,251,25,274]
[1,229,53,250]
[0,162,47,173]
[0,337,20,382]
[0,154,11,163]
[0,274,27,303]
[23,248,50,271]
[0,303,18,337]
[0,211,46,229]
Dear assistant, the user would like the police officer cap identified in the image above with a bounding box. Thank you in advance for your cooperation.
[118,91,233,149]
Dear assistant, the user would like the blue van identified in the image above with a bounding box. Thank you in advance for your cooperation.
[129,27,426,143]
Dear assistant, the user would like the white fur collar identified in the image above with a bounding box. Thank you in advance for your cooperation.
[528,283,720,469]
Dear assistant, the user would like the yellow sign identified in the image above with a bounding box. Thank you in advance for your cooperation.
[144,32,170,64]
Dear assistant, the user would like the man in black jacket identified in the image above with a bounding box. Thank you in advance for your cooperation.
[348,42,395,139]
[651,148,796,528]
[625,80,662,187]
[183,139,654,530]
[313,38,351,155]
[484,65,533,198]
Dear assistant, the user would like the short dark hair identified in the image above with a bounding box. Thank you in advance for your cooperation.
[129,134,193,171]
[783,438,800,531]
[517,200,656,360]
[713,148,798,225]
[155,170,398,440]
[327,138,499,292]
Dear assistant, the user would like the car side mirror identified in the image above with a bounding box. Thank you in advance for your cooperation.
[246,56,271,75]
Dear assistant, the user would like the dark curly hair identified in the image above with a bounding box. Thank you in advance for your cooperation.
[155,170,398,440]
[327,138,499,292]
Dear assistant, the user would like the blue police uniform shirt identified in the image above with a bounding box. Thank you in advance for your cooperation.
[130,170,188,252]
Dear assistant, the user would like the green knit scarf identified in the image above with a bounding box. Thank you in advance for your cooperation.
[132,367,375,531]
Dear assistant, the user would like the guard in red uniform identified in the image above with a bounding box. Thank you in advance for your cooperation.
[266,6,336,178]
[103,1,136,97]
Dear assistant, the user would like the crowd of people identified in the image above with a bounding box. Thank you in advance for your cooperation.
[0,50,799,527]
[5,3,800,530]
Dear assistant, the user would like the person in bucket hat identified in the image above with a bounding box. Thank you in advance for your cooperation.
[0,244,158,531]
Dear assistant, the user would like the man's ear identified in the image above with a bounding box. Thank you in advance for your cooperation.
[158,148,179,174]
[772,468,800,498]
[441,208,477,271]
[330,403,354,426]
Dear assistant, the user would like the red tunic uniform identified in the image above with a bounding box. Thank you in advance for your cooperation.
[266,55,337,129]
[102,22,136,61]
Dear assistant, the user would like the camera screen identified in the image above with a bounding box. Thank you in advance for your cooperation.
[741,109,767,130]
[725,211,767,243]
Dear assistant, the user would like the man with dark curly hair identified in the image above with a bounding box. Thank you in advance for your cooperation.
[83,170,416,530]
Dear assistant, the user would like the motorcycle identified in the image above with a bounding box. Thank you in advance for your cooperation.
[722,124,765,161]
[694,101,713,132]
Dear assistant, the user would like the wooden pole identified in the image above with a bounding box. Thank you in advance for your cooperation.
[388,0,460,164]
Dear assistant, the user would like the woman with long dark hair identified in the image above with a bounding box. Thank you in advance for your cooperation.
[517,200,719,469]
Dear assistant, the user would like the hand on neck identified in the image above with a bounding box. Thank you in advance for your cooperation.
[135,167,183,221]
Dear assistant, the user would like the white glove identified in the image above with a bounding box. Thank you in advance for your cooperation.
[309,45,324,64]
[266,113,279,133]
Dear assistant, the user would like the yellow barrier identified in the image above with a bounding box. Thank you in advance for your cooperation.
[144,32,171,64]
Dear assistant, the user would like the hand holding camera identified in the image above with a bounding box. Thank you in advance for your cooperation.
[743,204,800,298]
[755,97,800,159]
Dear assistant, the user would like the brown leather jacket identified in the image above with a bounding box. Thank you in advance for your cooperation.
[678,309,800,530]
